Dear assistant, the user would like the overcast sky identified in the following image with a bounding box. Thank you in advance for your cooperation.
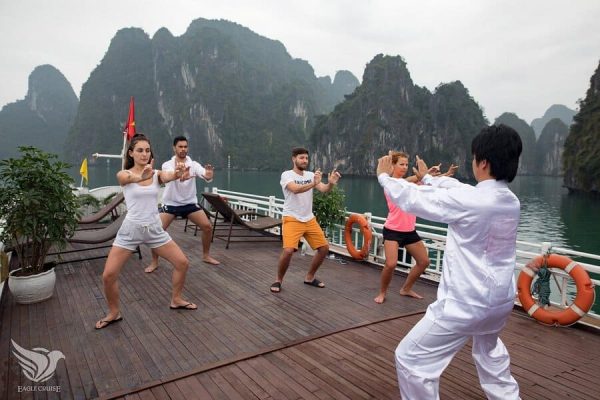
[1,0,599,123]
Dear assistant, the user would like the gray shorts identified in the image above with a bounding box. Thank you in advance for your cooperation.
[113,218,172,251]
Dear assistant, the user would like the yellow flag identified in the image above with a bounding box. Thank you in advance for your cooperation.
[79,158,89,185]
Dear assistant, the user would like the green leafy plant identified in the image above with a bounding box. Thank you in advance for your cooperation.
[313,185,346,235]
[77,194,101,210]
[0,146,81,275]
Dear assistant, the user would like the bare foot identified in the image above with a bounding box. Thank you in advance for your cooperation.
[144,263,158,273]
[399,288,424,299]
[374,293,386,304]
[202,256,220,265]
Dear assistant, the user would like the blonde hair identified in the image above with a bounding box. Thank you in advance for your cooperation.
[391,151,409,164]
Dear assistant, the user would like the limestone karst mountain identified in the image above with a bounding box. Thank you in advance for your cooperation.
[0,65,78,160]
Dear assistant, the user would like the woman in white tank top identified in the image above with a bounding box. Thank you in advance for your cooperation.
[95,134,198,330]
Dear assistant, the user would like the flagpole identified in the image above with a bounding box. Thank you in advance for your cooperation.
[121,133,128,170]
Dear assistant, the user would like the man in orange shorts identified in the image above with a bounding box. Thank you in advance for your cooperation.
[270,147,341,293]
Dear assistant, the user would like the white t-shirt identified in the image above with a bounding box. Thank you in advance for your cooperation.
[280,170,315,222]
[122,171,161,224]
[161,156,207,206]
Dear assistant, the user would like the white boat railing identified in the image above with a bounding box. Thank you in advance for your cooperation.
[212,188,600,323]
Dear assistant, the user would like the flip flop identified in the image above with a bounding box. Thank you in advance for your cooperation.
[270,282,282,293]
[169,302,197,310]
[304,278,325,288]
[95,316,123,330]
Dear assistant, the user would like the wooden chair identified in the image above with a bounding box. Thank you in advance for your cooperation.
[201,192,282,249]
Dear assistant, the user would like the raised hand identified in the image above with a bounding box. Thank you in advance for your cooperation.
[443,164,459,177]
[328,168,341,185]
[314,168,323,185]
[203,164,214,180]
[140,160,155,181]
[176,162,191,181]
[428,163,442,176]
[411,155,428,180]
[377,151,394,176]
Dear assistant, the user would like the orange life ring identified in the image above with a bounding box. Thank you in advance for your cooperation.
[517,254,595,327]
[344,214,372,260]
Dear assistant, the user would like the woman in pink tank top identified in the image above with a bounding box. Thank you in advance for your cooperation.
[375,152,438,303]
[375,152,457,303]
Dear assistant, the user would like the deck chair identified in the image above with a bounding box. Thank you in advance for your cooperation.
[78,192,125,228]
[50,211,141,264]
[202,192,282,249]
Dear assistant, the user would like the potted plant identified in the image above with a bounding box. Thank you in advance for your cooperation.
[313,185,347,239]
[0,146,80,304]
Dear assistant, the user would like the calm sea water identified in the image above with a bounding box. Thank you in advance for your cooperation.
[71,162,600,255]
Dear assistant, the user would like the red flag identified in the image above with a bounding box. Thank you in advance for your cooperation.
[123,96,136,140]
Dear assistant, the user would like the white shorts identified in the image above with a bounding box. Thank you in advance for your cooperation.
[113,218,171,251]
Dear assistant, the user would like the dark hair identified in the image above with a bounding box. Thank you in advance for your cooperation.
[173,135,188,146]
[292,147,309,157]
[471,124,522,182]
[125,134,153,169]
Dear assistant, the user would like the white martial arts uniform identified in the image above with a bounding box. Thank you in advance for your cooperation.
[378,173,521,400]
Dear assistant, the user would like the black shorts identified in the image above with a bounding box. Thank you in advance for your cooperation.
[160,204,202,218]
[382,227,421,247]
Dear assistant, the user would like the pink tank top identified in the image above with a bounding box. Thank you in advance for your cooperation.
[383,191,416,232]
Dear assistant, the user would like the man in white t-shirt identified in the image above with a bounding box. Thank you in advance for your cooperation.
[145,136,219,272]
[270,147,341,293]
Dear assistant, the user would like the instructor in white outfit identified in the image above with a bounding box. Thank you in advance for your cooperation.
[376,124,522,400]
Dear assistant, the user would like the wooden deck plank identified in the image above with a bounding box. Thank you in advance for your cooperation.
[269,352,351,400]
[208,370,254,400]
[248,355,322,400]
[2,220,600,399]
[234,361,292,400]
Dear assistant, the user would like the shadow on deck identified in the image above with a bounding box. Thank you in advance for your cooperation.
[1,219,599,399]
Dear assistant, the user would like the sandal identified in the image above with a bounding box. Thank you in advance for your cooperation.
[270,282,282,293]
[95,316,123,330]
[303,278,325,288]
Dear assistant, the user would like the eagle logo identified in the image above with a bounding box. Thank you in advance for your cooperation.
[11,340,65,383]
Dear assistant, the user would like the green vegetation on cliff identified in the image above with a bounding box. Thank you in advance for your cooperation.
[64,19,358,170]
[0,65,78,160]
[536,118,568,176]
[310,54,487,177]
[563,60,600,193]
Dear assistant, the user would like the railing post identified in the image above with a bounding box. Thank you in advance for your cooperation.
[561,277,568,307]
[269,196,276,218]
[541,242,551,255]
[212,186,218,194]
[364,212,372,260]
[364,212,372,225]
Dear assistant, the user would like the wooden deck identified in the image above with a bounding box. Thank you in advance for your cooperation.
[1,219,599,399]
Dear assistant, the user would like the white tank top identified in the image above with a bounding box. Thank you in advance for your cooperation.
[122,171,161,224]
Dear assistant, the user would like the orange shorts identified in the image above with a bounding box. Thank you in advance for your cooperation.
[282,216,328,250]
